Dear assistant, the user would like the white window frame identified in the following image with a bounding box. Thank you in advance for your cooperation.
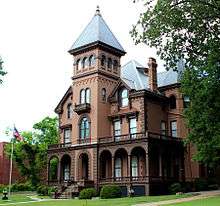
[64,128,71,143]
[171,121,177,137]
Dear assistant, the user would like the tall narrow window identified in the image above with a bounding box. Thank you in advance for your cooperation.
[101,88,107,102]
[80,117,90,139]
[114,120,121,141]
[129,118,137,138]
[113,60,118,72]
[107,58,112,69]
[131,156,138,177]
[120,88,129,107]
[85,88,90,103]
[76,59,81,71]
[89,55,95,67]
[161,121,166,135]
[67,104,73,119]
[169,95,176,109]
[64,128,71,143]
[80,89,85,104]
[170,121,177,137]
[115,158,122,177]
[101,55,106,67]
[64,164,70,180]
[82,57,89,68]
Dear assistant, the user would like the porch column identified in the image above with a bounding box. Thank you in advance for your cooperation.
[112,156,115,181]
[57,160,61,183]
[145,153,150,195]
[128,155,131,181]
[159,152,163,177]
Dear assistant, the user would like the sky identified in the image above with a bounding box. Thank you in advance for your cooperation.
[0,0,165,141]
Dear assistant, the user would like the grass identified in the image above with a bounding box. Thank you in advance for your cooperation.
[170,195,220,206]
[0,193,191,206]
[0,193,33,204]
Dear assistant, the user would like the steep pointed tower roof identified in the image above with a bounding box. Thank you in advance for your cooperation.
[69,6,125,55]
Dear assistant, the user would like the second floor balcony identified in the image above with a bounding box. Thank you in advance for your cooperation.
[74,103,91,115]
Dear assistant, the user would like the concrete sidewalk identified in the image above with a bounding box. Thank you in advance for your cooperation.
[134,190,220,206]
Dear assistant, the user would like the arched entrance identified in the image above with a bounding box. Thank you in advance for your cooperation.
[79,153,89,180]
[48,156,59,182]
[61,154,71,181]
[130,147,146,177]
[100,150,112,179]
[114,148,128,178]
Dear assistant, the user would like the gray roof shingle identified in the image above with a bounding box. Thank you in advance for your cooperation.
[70,10,125,53]
[121,60,181,90]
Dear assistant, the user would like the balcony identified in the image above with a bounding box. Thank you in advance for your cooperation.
[77,138,91,144]
[74,103,91,115]
[98,132,182,144]
[48,142,72,150]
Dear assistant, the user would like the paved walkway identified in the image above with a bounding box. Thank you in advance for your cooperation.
[134,190,220,206]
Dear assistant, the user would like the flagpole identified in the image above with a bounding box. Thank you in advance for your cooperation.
[8,138,14,198]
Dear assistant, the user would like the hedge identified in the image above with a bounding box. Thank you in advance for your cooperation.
[100,185,121,199]
[79,188,97,199]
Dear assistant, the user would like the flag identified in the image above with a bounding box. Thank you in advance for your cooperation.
[13,127,23,141]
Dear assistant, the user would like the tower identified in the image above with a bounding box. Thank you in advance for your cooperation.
[69,6,126,144]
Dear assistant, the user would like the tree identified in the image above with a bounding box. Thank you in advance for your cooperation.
[131,0,220,167]
[6,117,59,186]
[0,56,7,84]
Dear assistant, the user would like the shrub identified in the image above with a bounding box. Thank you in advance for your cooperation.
[0,185,7,193]
[182,181,193,193]
[100,185,121,199]
[194,178,208,191]
[37,185,49,196]
[79,188,97,199]
[169,183,182,194]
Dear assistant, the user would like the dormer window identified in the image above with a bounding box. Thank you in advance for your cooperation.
[89,55,95,67]
[120,88,129,107]
[67,104,73,119]
[169,95,176,109]
[107,58,112,69]
[101,55,106,67]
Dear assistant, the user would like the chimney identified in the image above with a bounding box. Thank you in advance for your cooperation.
[147,57,158,91]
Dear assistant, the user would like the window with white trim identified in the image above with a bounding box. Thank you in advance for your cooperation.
[114,120,121,140]
[171,121,177,137]
[129,118,137,138]
[131,156,138,177]
[120,88,129,107]
[115,157,122,177]
[64,128,71,143]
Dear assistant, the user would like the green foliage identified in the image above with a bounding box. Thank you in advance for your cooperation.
[100,185,122,199]
[49,157,59,180]
[194,178,208,191]
[0,56,7,84]
[169,183,182,194]
[5,116,58,186]
[79,188,97,199]
[11,182,34,192]
[131,0,220,167]
[37,185,49,196]
[0,185,7,193]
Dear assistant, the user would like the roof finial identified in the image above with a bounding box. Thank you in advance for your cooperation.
[96,5,101,16]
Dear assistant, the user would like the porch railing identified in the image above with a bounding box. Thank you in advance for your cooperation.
[48,142,72,150]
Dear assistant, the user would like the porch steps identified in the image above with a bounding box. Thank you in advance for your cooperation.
[57,184,79,199]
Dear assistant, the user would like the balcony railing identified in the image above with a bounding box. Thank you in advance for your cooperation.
[74,103,91,114]
[99,176,149,184]
[48,142,71,150]
[77,138,91,144]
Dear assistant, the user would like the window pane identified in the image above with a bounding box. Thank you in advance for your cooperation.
[80,90,85,104]
[86,89,90,103]
[121,89,128,107]
[171,121,177,137]
[115,158,121,177]
[131,156,138,177]
[64,129,71,143]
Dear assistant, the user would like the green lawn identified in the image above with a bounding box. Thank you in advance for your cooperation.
[0,193,33,204]
[0,193,191,206]
[170,195,220,206]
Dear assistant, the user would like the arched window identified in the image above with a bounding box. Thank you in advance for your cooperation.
[101,88,106,102]
[169,95,176,109]
[115,157,122,177]
[120,88,129,107]
[80,117,90,139]
[89,55,95,67]
[107,58,112,69]
[80,89,86,104]
[101,55,106,67]
[85,88,90,103]
[76,59,81,70]
[113,60,118,72]
[67,104,73,119]
[131,156,138,177]
[82,57,89,68]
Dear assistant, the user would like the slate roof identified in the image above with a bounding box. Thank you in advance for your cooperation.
[70,8,125,53]
[121,60,183,90]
